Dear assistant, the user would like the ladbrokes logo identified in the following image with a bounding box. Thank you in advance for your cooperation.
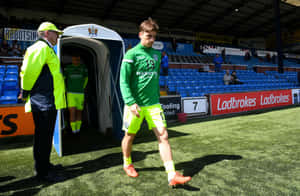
[260,93,289,105]
[217,96,256,111]
[211,90,292,116]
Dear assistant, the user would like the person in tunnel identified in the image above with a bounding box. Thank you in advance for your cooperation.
[64,55,88,134]
[120,18,191,187]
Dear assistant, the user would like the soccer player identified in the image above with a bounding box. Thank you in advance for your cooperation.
[120,18,191,186]
[64,55,88,133]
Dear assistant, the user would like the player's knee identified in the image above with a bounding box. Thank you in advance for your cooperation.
[158,128,169,142]
[123,133,135,143]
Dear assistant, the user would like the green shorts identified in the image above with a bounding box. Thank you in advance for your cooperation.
[122,104,167,134]
[67,93,85,110]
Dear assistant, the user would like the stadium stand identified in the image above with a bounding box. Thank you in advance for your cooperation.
[123,38,300,68]
[0,32,299,105]
[124,38,215,65]
[0,64,19,104]
[161,69,299,97]
[123,38,300,98]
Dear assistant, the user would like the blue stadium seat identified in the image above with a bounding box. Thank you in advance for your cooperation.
[168,85,176,93]
[3,78,18,90]
[194,86,202,91]
[177,86,186,93]
[166,80,174,86]
[0,68,5,74]
[159,79,165,87]
[190,80,197,86]
[0,95,18,104]
[180,92,188,97]
[185,86,192,94]
[5,74,18,81]
[6,65,18,70]
[191,92,201,97]
[2,88,19,96]
[6,68,18,74]
[175,80,182,87]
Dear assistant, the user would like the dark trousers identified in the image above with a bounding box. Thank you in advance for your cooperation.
[32,110,57,176]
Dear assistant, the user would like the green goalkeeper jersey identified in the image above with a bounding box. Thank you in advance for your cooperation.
[64,64,88,93]
[120,43,161,106]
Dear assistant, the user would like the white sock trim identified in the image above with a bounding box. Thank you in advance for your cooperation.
[168,171,176,182]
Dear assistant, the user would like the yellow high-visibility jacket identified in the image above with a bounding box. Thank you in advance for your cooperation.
[20,39,66,112]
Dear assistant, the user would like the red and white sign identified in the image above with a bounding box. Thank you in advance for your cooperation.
[210,90,292,115]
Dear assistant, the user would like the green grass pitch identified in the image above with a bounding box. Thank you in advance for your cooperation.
[0,107,300,196]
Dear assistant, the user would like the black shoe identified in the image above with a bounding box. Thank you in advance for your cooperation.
[35,172,65,183]
[49,163,64,171]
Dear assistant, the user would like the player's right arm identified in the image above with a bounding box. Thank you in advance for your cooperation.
[120,49,136,106]
[120,49,141,117]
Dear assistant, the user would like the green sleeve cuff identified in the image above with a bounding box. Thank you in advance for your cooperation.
[125,98,136,106]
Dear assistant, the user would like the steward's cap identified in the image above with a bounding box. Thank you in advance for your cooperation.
[38,22,63,35]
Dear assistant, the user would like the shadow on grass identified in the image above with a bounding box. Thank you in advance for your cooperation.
[0,176,15,183]
[0,135,33,150]
[62,127,188,156]
[178,154,243,177]
[169,184,201,191]
[0,153,242,194]
[0,127,188,155]
[134,128,189,144]
[138,154,243,191]
[62,128,120,156]
[0,150,157,195]
[0,175,46,195]
[9,187,42,196]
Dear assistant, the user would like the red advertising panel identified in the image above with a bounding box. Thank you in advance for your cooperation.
[0,105,35,138]
[210,90,292,116]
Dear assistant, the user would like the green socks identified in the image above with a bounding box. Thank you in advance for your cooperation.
[71,120,82,133]
[70,122,77,133]
[123,156,132,167]
[76,120,82,131]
